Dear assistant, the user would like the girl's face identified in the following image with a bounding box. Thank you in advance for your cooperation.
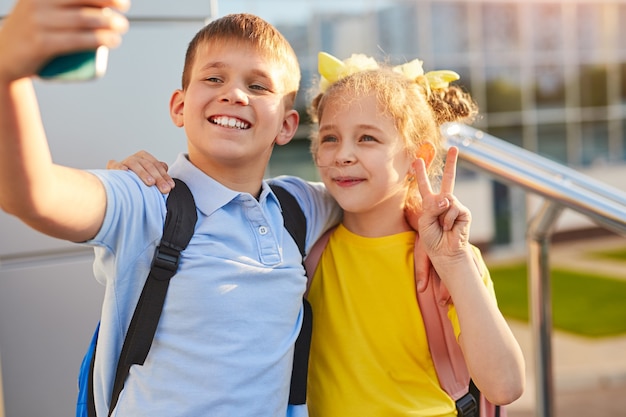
[315,93,414,217]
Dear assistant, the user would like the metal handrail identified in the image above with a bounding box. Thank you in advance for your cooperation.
[443,123,626,236]
[442,122,626,417]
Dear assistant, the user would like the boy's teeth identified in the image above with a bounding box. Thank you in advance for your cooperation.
[212,116,248,129]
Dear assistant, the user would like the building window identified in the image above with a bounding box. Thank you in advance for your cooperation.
[620,62,626,104]
[482,3,521,60]
[537,123,568,164]
[431,2,469,58]
[576,3,603,58]
[531,3,563,53]
[534,63,566,109]
[581,121,609,166]
[579,64,609,108]
[488,125,524,148]
[484,66,523,113]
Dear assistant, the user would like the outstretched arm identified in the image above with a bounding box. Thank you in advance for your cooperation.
[414,147,525,405]
[0,0,129,241]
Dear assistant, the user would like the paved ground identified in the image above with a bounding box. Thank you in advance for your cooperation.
[485,235,626,417]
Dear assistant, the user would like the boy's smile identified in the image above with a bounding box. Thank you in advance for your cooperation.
[169,40,298,193]
[209,115,250,130]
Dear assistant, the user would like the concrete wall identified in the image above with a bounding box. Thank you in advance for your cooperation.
[0,2,210,416]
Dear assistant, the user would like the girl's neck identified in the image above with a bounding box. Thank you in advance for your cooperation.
[342,208,412,238]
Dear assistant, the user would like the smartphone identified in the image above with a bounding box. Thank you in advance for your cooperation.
[38,46,109,81]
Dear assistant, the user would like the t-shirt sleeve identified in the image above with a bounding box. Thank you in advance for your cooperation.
[85,169,167,284]
[268,175,342,253]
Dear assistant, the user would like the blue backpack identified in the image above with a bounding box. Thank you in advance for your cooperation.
[76,179,310,417]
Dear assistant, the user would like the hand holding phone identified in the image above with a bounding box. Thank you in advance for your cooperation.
[38,46,109,81]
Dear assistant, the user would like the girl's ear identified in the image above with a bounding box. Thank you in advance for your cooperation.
[408,142,436,179]
[415,142,435,168]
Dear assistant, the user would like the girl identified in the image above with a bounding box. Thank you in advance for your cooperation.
[303,52,524,417]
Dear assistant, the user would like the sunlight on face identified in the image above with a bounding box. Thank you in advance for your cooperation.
[315,93,413,215]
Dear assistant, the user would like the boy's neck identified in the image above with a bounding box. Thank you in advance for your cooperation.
[187,154,265,198]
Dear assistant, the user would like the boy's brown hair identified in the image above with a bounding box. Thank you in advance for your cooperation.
[181,13,301,108]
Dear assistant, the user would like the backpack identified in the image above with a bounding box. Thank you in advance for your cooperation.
[303,226,505,417]
[76,179,311,417]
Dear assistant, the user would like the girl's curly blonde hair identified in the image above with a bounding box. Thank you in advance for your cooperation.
[308,66,478,210]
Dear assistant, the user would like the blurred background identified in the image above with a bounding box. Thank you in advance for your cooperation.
[0,1,625,416]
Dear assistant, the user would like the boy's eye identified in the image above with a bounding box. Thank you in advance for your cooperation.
[249,84,269,91]
[206,77,222,83]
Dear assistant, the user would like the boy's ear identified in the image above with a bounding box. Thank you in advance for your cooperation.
[415,142,435,168]
[275,109,300,146]
[169,89,185,127]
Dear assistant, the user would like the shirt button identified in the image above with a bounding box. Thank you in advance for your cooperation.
[258,226,268,235]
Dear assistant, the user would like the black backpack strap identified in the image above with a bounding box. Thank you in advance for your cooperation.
[270,184,306,257]
[269,184,310,406]
[94,178,196,417]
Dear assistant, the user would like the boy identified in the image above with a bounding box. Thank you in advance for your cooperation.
[0,1,339,416]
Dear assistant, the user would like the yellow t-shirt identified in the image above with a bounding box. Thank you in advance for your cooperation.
[307,224,494,417]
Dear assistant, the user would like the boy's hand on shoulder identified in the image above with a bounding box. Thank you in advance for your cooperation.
[107,150,175,193]
[0,0,130,83]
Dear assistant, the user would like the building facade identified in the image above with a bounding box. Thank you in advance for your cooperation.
[264,0,626,247]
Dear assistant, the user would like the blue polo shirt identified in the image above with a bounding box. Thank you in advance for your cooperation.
[86,154,340,417]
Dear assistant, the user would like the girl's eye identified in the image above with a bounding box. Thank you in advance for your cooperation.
[360,135,378,142]
[320,135,338,144]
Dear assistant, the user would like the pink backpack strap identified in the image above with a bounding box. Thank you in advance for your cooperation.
[303,226,337,298]
[414,238,470,401]
[416,240,504,417]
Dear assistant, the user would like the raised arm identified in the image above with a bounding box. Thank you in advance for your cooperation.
[414,147,525,405]
[0,0,129,241]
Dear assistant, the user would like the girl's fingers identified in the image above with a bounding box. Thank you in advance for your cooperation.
[441,202,460,231]
[440,146,458,195]
[116,152,174,192]
[414,157,433,197]
[105,159,128,170]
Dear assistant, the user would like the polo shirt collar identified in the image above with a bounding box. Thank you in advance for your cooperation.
[168,154,276,217]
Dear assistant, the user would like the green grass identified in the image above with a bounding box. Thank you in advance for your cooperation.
[490,263,626,338]
[588,247,626,262]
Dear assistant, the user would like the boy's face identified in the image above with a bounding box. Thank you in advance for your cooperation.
[170,40,298,184]
[315,93,413,216]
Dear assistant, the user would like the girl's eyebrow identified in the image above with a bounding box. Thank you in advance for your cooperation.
[319,123,384,133]
[318,124,337,133]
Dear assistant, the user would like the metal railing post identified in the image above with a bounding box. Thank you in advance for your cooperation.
[442,122,626,417]
[527,201,564,417]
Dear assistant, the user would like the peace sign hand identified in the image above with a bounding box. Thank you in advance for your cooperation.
[413,146,472,263]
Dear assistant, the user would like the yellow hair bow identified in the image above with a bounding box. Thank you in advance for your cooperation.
[318,51,460,92]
